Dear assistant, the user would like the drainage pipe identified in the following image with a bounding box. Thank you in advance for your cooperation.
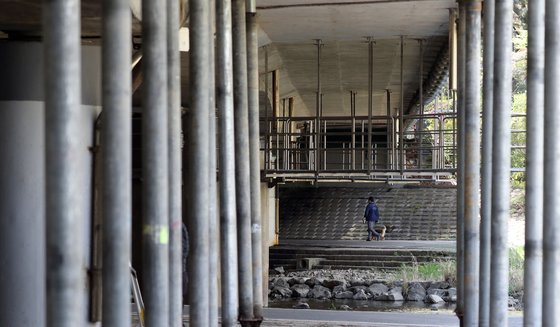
[101,0,132,326]
[463,1,481,325]
[233,0,255,323]
[523,0,544,326]
[543,0,560,325]
[188,0,211,324]
[490,0,513,325]
[479,0,494,324]
[217,0,240,324]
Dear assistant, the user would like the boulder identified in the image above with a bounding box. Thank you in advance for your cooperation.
[271,286,292,298]
[353,289,369,300]
[428,281,450,290]
[305,277,323,288]
[445,288,457,303]
[273,278,290,289]
[308,285,332,299]
[274,266,285,274]
[349,278,367,287]
[288,277,306,286]
[406,283,426,301]
[368,283,389,297]
[332,285,347,298]
[291,284,311,298]
[426,294,445,304]
[322,279,346,289]
[426,288,447,298]
[349,285,367,294]
[375,287,404,301]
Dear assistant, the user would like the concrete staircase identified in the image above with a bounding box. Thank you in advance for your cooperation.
[269,246,455,272]
[279,185,457,241]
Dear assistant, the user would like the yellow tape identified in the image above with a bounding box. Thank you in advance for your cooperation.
[143,225,169,245]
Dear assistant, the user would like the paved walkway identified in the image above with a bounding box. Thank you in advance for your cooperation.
[145,307,522,326]
[278,239,456,252]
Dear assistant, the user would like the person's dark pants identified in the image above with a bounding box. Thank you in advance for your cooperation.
[367,221,381,240]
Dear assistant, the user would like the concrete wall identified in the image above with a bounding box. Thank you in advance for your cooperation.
[0,42,101,327]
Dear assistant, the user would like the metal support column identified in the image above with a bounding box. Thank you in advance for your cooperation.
[142,0,170,325]
[543,0,560,325]
[208,1,219,325]
[44,0,84,326]
[399,36,405,173]
[315,39,323,173]
[217,0,240,324]
[386,89,391,169]
[247,3,264,322]
[101,0,131,326]
[367,37,374,173]
[167,0,183,326]
[351,91,356,170]
[456,3,466,321]
[188,0,211,324]
[524,0,545,326]
[479,0,494,324]
[490,0,513,325]
[232,0,255,323]
[464,1,482,325]
[418,39,424,169]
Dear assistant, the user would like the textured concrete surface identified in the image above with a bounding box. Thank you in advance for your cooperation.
[279,186,456,240]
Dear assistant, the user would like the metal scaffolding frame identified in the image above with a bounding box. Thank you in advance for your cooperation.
[32,0,560,325]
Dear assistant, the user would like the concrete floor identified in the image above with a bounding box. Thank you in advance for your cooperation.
[278,239,456,252]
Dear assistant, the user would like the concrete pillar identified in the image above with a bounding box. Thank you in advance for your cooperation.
[0,42,101,327]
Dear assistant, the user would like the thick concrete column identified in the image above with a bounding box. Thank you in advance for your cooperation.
[0,42,101,327]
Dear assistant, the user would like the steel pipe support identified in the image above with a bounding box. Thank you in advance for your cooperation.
[101,0,132,326]
[490,0,513,325]
[463,1,482,326]
[188,0,212,324]
[233,0,255,322]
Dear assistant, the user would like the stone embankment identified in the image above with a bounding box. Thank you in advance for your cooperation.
[268,268,456,306]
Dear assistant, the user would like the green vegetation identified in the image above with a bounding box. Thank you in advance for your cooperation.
[384,247,525,297]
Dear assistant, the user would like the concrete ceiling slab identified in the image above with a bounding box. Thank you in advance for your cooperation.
[256,0,455,117]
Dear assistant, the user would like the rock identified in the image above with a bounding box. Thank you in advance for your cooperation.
[349,278,367,287]
[274,266,285,274]
[406,283,426,301]
[430,304,439,311]
[273,278,290,289]
[428,281,450,290]
[339,304,352,311]
[376,287,404,301]
[305,277,322,288]
[508,296,520,310]
[387,287,404,301]
[269,269,281,276]
[426,294,445,304]
[349,285,367,294]
[332,285,347,294]
[353,289,369,300]
[308,285,332,299]
[426,288,447,298]
[368,283,389,297]
[271,286,292,298]
[334,291,354,299]
[445,288,457,302]
[291,284,311,298]
[322,279,346,289]
[288,277,306,286]
[293,302,310,309]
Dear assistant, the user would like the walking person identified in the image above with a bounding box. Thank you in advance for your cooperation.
[363,196,381,241]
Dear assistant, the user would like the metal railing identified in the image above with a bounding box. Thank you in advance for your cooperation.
[261,111,526,180]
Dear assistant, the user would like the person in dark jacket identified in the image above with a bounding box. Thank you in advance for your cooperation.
[363,196,381,241]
